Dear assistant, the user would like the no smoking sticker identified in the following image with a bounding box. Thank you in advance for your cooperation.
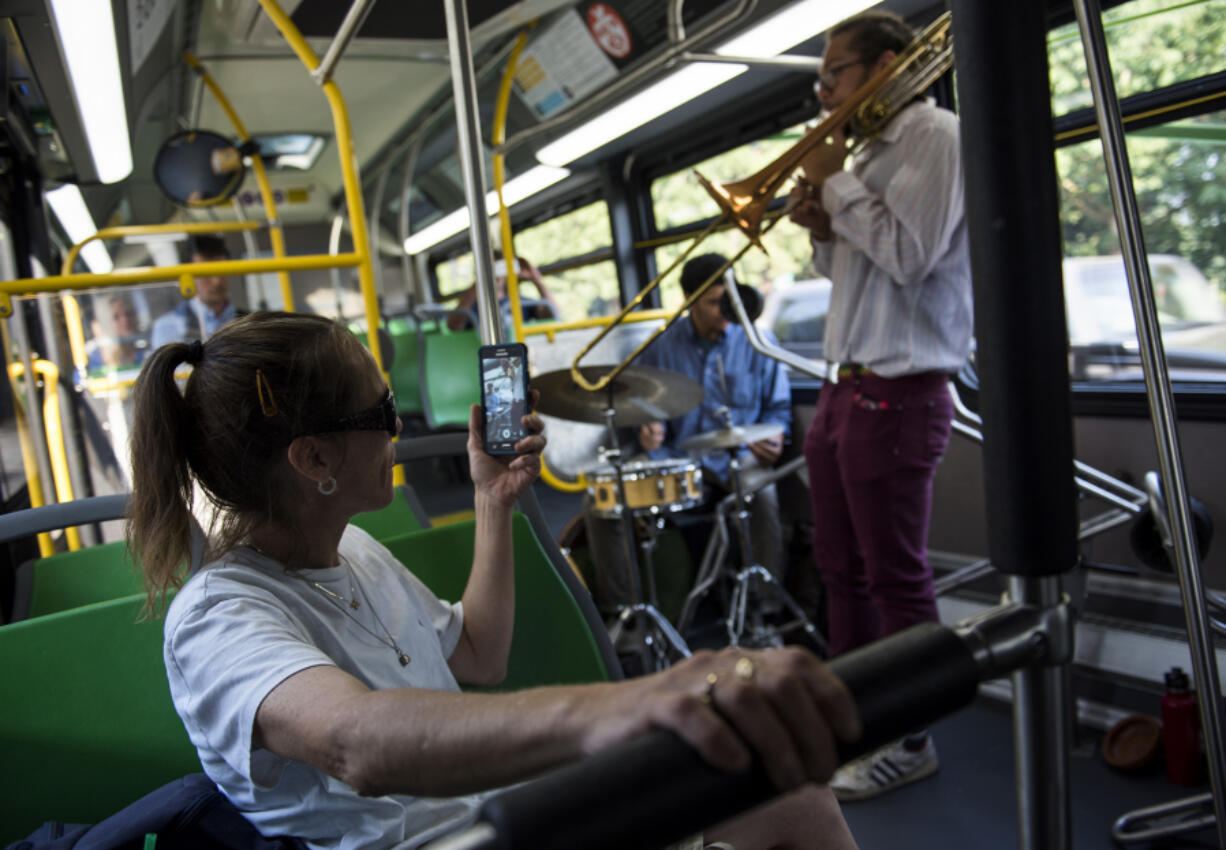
[587,3,632,59]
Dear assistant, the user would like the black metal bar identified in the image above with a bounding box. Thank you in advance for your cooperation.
[949,2,1079,579]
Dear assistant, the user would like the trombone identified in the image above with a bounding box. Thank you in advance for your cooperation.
[569,12,954,393]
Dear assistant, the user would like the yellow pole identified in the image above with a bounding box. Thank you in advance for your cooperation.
[489,30,587,495]
[256,0,399,484]
[9,361,79,552]
[492,31,531,346]
[11,410,54,557]
[61,294,89,381]
[184,51,294,311]
[0,253,363,318]
[255,0,381,379]
[60,220,264,279]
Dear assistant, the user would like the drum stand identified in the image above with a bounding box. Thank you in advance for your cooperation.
[679,450,825,653]
[599,405,691,672]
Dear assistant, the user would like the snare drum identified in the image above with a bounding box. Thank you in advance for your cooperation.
[587,458,704,519]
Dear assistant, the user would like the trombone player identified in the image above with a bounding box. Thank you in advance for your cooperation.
[787,10,973,802]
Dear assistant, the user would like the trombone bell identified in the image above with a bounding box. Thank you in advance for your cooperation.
[694,171,769,252]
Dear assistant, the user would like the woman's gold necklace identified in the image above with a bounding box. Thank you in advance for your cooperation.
[253,545,411,667]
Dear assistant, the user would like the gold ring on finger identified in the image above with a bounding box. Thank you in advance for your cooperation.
[701,672,718,704]
[735,656,756,682]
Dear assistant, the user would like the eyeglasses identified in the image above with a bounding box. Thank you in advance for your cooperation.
[300,389,398,437]
[816,58,866,93]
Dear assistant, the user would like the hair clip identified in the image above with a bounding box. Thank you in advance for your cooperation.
[255,369,278,417]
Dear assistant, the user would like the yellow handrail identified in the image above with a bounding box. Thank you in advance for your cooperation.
[9,360,83,552]
[59,221,268,377]
[493,31,531,348]
[183,51,294,311]
[60,221,264,279]
[255,0,381,387]
[488,30,587,495]
[256,0,403,487]
[0,253,363,318]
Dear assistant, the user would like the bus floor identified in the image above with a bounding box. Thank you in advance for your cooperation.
[840,696,1219,850]
[422,477,1220,849]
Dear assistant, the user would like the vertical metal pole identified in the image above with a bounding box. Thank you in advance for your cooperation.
[399,139,425,308]
[1010,576,1073,848]
[1072,3,1226,842]
[443,0,502,346]
[950,4,1079,849]
[369,166,391,307]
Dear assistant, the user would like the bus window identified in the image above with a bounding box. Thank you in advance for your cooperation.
[513,201,617,322]
[435,201,616,324]
[650,124,822,347]
[1048,0,1226,112]
[1050,3,1226,384]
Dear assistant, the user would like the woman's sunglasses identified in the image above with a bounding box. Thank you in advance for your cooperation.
[299,389,398,437]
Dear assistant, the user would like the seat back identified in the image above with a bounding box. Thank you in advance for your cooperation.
[17,539,145,619]
[0,594,200,843]
[381,514,611,690]
[420,327,482,430]
[350,484,429,540]
[387,315,424,417]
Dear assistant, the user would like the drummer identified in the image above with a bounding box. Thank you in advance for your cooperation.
[586,253,792,616]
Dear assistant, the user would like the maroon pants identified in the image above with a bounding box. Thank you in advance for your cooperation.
[804,371,954,656]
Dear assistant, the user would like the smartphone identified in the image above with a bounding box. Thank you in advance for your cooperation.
[479,342,531,455]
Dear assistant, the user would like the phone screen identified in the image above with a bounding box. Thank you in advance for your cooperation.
[481,345,529,454]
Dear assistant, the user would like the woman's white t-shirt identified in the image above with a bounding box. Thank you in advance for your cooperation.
[163,525,482,850]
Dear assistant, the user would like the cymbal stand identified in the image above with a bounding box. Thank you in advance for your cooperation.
[678,431,824,652]
[599,404,690,671]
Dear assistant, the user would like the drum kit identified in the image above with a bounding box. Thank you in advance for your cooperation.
[531,364,821,670]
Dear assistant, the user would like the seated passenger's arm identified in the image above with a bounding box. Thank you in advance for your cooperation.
[445,402,545,686]
[254,646,860,800]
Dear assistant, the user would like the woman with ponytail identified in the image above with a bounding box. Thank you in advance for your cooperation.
[127,311,859,850]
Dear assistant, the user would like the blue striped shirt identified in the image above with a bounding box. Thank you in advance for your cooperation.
[812,100,973,377]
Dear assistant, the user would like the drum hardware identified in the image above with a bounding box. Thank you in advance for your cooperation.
[677,411,824,652]
[530,365,703,427]
[594,401,692,672]
[586,457,703,519]
[533,364,701,672]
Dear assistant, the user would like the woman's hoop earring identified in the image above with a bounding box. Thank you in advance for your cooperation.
[318,476,338,496]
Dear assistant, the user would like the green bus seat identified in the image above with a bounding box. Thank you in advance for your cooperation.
[381,514,611,691]
[0,594,200,843]
[387,315,424,417]
[350,484,430,539]
[13,539,145,620]
[419,327,482,430]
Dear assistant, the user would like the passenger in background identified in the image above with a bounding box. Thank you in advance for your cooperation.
[584,253,792,619]
[446,254,560,333]
[788,9,974,801]
[87,293,147,372]
[151,235,243,349]
[125,311,860,850]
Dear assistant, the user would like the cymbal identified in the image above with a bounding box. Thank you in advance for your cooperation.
[679,422,784,452]
[530,365,702,426]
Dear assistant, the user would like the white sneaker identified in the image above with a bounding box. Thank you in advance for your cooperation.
[830,737,939,801]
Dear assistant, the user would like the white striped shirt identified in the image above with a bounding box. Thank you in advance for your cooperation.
[812,100,973,377]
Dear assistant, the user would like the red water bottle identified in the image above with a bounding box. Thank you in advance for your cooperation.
[1161,666,1202,786]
